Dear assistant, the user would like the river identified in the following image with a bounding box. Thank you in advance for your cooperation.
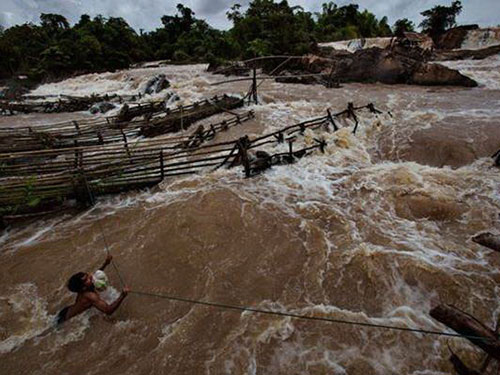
[1,37,500,374]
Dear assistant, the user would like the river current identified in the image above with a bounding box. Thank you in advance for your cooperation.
[1,37,500,374]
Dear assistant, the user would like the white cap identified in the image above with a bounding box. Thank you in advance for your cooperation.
[92,270,109,291]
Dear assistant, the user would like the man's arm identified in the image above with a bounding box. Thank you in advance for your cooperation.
[99,255,113,271]
[85,287,129,315]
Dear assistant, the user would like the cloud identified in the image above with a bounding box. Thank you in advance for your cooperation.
[0,0,499,31]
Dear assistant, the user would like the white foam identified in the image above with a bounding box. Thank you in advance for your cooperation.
[438,54,500,89]
[319,37,392,52]
[0,283,52,354]
[461,28,500,50]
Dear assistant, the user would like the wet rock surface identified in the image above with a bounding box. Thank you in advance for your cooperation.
[436,25,479,50]
[433,44,500,61]
[411,63,477,87]
[89,102,116,114]
[143,74,170,95]
[266,34,479,87]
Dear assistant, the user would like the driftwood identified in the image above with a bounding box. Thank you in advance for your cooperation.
[430,304,500,361]
[472,232,500,252]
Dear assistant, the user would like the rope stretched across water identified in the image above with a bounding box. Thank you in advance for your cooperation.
[130,290,492,342]
[83,173,126,288]
[79,122,489,345]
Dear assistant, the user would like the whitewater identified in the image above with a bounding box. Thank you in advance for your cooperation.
[1,33,500,374]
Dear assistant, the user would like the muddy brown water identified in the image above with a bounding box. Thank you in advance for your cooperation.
[1,57,500,374]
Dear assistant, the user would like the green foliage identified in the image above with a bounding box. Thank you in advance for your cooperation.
[394,18,415,37]
[0,1,408,82]
[227,0,316,58]
[22,176,41,208]
[173,50,191,62]
[314,2,392,42]
[419,1,463,40]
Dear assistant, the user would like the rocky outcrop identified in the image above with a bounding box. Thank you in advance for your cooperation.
[207,61,250,76]
[411,63,477,87]
[433,44,500,61]
[436,25,479,50]
[143,74,170,95]
[324,47,408,84]
[275,72,322,85]
[399,32,434,52]
[211,33,478,88]
[89,102,116,114]
[284,33,478,87]
[314,38,477,87]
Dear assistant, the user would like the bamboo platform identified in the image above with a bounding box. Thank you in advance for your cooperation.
[0,103,382,220]
[0,111,255,176]
[0,95,243,153]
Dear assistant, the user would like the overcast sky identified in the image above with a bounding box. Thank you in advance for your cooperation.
[1,0,499,32]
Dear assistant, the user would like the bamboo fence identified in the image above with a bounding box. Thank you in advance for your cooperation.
[0,103,382,219]
[0,95,244,153]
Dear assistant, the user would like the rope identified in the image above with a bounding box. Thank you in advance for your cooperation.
[79,168,496,345]
[82,172,126,288]
[73,103,493,348]
[129,290,491,342]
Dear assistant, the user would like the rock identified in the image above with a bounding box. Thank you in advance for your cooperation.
[436,25,479,50]
[328,48,409,84]
[164,91,180,105]
[400,32,435,52]
[89,102,116,114]
[411,63,477,87]
[143,74,170,95]
[116,103,129,122]
[275,70,321,84]
[317,45,476,87]
[207,61,250,76]
[433,44,500,61]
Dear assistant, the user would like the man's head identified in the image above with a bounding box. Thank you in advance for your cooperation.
[67,272,93,293]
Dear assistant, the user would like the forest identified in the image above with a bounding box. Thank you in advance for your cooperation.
[0,0,462,83]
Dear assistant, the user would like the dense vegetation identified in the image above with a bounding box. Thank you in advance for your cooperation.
[419,1,463,41]
[0,0,463,82]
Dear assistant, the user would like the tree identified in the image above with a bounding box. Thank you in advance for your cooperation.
[393,18,415,37]
[419,1,462,41]
[315,2,392,41]
[40,13,69,38]
[226,4,242,24]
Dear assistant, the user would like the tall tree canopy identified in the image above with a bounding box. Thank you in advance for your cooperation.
[393,18,415,37]
[5,1,472,83]
[419,1,463,41]
[315,2,392,42]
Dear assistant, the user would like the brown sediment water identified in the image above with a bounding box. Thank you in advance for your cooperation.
[1,51,500,374]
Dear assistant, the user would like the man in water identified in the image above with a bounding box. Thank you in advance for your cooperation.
[56,255,130,324]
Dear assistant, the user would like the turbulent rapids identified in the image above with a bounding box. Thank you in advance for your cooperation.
[2,32,500,374]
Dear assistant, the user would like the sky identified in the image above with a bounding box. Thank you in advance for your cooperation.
[1,0,499,32]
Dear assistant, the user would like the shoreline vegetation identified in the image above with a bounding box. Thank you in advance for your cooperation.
[0,1,471,93]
